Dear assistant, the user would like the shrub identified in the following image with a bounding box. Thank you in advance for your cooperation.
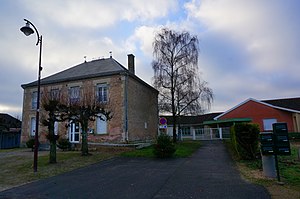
[26,138,39,151]
[46,133,60,142]
[289,132,300,140]
[231,123,260,160]
[57,138,71,151]
[230,126,239,157]
[26,138,35,149]
[153,134,176,158]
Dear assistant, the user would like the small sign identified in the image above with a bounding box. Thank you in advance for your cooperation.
[159,117,167,125]
[159,125,167,129]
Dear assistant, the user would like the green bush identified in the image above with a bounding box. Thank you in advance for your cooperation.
[153,134,176,158]
[289,132,300,140]
[26,138,35,149]
[231,123,260,160]
[230,126,239,157]
[46,133,60,142]
[57,138,71,151]
[26,138,39,151]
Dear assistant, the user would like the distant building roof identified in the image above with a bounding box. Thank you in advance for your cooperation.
[0,113,22,130]
[161,112,223,126]
[262,97,300,112]
[215,97,300,120]
[21,57,157,92]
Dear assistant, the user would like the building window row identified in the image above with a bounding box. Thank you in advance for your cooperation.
[69,86,81,104]
[50,89,60,100]
[31,84,108,109]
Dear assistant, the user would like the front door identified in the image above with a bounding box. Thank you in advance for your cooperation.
[69,121,80,143]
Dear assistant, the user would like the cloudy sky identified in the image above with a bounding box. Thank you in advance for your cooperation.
[1,0,299,119]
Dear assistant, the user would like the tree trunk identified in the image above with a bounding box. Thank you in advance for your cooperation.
[49,140,57,163]
[81,123,89,156]
[48,122,57,164]
[172,115,177,142]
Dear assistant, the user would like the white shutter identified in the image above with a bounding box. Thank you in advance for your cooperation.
[97,114,107,134]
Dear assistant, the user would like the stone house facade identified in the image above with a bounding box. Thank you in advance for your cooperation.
[21,54,158,145]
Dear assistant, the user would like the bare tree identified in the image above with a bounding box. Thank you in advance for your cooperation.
[152,28,213,142]
[41,89,65,163]
[60,87,113,156]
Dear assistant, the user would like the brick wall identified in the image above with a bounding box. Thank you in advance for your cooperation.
[21,74,158,144]
[21,75,125,144]
[127,76,158,142]
[219,100,295,132]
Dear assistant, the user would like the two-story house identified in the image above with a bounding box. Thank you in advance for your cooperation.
[21,54,158,145]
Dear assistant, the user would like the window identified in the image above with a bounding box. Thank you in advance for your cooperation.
[30,117,36,136]
[50,89,60,100]
[263,119,277,131]
[96,84,108,103]
[69,86,80,104]
[32,91,37,109]
[195,127,204,135]
[181,126,191,135]
[96,114,107,134]
[54,121,58,135]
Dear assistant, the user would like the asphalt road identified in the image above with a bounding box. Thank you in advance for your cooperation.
[0,140,270,199]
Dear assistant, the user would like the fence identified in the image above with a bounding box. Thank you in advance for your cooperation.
[0,131,21,149]
[179,127,231,141]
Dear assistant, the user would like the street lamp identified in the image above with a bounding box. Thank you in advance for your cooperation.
[20,19,43,172]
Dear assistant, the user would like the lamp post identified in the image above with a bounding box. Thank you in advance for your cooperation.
[20,19,43,172]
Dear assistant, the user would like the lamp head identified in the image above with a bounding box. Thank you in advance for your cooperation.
[20,22,34,36]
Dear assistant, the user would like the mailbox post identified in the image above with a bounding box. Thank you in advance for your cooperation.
[260,123,291,182]
[260,132,275,155]
[273,123,291,156]
[272,123,291,182]
[260,132,276,178]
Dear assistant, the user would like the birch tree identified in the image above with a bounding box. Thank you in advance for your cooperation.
[152,28,213,142]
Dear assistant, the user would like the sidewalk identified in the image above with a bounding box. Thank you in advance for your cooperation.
[0,140,270,199]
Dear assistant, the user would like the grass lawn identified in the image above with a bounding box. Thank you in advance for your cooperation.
[121,140,202,158]
[225,140,300,199]
[0,141,201,192]
[0,147,129,191]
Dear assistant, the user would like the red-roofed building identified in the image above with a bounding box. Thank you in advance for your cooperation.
[214,97,300,132]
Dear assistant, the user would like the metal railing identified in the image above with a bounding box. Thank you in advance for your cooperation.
[180,127,231,140]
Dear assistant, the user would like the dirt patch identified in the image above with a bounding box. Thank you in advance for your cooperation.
[236,159,300,199]
[266,184,300,199]
[0,148,48,159]
[237,163,266,180]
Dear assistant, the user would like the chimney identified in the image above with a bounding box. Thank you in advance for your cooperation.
[127,54,135,74]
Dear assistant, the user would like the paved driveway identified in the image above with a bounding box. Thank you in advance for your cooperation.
[0,141,270,199]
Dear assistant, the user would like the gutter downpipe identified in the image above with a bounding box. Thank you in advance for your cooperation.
[123,73,129,142]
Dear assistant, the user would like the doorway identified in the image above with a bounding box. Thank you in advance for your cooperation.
[69,121,80,143]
